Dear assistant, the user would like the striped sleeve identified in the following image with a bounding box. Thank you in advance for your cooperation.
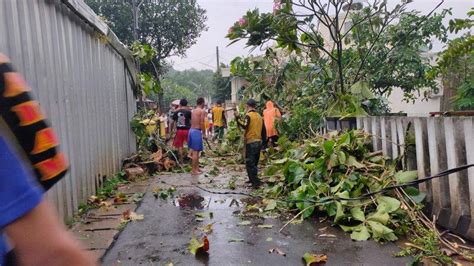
[0,54,68,190]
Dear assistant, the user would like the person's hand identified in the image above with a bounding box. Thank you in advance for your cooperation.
[234,110,240,117]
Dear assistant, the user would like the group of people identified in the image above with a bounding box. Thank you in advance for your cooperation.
[167,96,282,189]
[167,98,228,175]
[0,50,283,264]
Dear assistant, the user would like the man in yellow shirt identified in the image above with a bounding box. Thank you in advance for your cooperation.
[235,99,267,188]
[211,100,226,141]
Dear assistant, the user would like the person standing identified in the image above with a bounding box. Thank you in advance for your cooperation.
[263,100,281,147]
[211,100,226,141]
[235,99,266,188]
[171,99,192,163]
[188,97,207,175]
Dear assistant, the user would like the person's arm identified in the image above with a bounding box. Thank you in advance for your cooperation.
[236,114,250,129]
[261,120,267,148]
[170,112,177,134]
[5,200,98,266]
[222,109,227,127]
[201,111,207,138]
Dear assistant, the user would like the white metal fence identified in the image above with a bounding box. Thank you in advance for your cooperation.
[357,116,474,239]
[0,0,137,220]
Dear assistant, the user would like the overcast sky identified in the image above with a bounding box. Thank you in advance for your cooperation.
[170,0,472,71]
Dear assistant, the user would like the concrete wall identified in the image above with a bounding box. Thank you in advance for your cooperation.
[387,88,442,116]
[357,116,474,240]
[0,0,137,220]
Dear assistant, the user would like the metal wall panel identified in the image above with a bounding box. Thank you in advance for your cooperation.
[0,0,137,221]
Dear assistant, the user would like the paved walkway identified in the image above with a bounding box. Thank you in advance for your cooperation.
[100,161,410,266]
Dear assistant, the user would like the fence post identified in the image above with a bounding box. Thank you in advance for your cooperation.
[444,118,470,231]
[463,118,474,239]
[414,118,431,202]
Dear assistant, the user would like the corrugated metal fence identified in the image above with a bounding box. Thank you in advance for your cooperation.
[357,116,474,240]
[0,0,137,220]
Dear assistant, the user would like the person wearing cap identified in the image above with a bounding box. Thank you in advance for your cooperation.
[234,99,267,188]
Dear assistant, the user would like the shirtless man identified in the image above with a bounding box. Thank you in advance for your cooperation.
[188,97,207,175]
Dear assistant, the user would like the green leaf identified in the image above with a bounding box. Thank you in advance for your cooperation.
[265,199,277,211]
[403,186,427,203]
[338,151,347,164]
[376,196,401,213]
[188,236,205,255]
[323,140,335,154]
[328,153,339,169]
[367,221,398,242]
[367,209,390,224]
[350,225,370,241]
[350,207,365,222]
[346,156,364,168]
[334,202,345,223]
[395,171,418,184]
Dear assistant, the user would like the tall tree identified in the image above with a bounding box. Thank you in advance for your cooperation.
[227,0,448,115]
[86,0,208,107]
[438,8,474,111]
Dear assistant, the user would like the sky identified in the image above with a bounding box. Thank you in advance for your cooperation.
[170,0,472,71]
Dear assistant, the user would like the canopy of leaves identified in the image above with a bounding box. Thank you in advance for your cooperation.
[148,79,197,109]
[165,68,214,98]
[438,8,474,111]
[226,0,448,111]
[86,0,208,76]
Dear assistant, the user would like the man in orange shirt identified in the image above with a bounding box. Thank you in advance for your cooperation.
[263,100,281,147]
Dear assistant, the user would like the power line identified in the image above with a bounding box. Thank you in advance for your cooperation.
[173,53,216,67]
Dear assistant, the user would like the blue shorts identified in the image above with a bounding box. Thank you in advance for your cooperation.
[188,128,203,151]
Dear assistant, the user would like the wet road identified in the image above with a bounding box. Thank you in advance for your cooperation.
[102,170,411,266]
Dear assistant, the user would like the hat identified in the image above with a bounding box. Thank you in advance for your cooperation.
[246,99,257,108]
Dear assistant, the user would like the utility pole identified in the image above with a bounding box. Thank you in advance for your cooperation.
[216,46,220,74]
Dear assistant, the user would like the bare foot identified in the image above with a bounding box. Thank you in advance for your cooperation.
[191,171,200,176]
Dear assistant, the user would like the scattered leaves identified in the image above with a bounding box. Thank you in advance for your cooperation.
[228,238,245,243]
[303,253,328,265]
[199,223,214,234]
[257,224,274,229]
[268,248,286,256]
[238,221,252,226]
[121,209,144,222]
[188,236,209,255]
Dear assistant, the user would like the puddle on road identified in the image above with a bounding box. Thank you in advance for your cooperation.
[172,192,248,211]
[174,193,206,209]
